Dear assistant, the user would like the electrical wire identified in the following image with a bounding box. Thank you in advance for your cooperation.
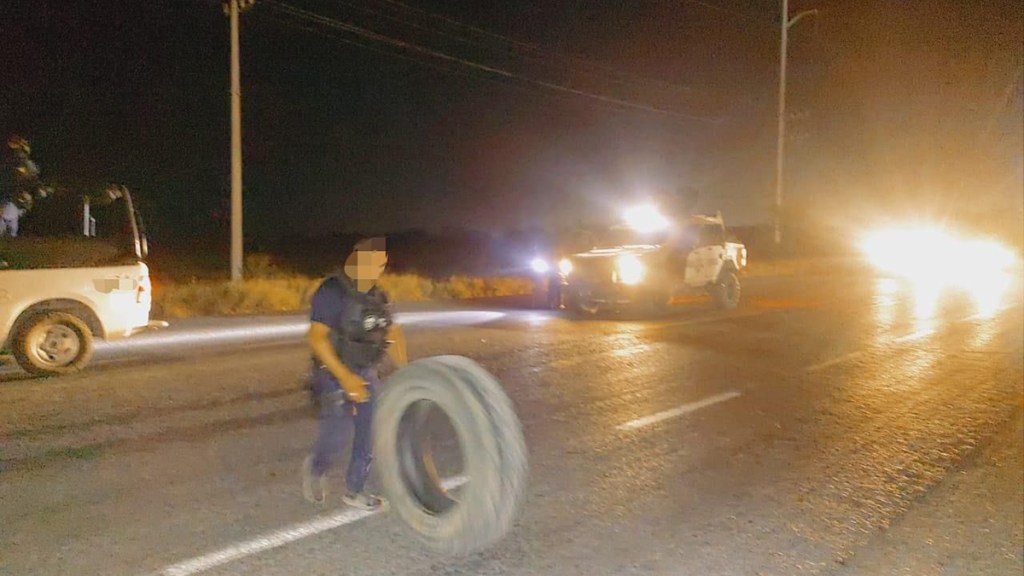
[367,0,701,96]
[258,9,696,121]
[260,0,723,123]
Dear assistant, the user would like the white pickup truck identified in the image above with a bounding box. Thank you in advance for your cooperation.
[0,187,165,376]
[553,210,748,316]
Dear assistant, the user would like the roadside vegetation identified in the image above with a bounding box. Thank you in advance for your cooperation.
[150,252,866,319]
[151,253,535,319]
[3,237,866,320]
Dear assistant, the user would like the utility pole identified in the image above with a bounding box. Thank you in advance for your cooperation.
[225,0,255,281]
[774,0,817,246]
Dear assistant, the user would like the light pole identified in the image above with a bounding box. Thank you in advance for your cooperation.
[774,0,817,246]
[225,0,255,281]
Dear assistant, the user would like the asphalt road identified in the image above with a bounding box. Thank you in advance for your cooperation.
[1,272,1022,576]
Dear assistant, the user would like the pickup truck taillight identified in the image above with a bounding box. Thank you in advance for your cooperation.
[137,274,152,304]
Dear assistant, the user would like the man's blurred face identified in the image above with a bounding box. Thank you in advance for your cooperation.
[345,249,388,284]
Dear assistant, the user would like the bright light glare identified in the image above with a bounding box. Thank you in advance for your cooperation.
[531,257,549,274]
[910,277,944,320]
[623,204,670,233]
[558,258,573,275]
[617,253,645,285]
[858,226,1018,317]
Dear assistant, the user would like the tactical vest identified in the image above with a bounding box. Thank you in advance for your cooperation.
[326,274,393,372]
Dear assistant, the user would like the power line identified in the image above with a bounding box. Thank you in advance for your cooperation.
[679,0,765,21]
[260,0,722,124]
[259,3,700,121]
[258,10,591,104]
[257,9,687,122]
[368,0,700,96]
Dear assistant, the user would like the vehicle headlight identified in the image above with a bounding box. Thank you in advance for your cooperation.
[616,254,645,285]
[530,257,549,274]
[858,226,1019,318]
[623,203,670,233]
[558,258,573,275]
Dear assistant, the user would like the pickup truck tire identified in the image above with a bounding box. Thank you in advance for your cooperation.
[531,280,561,310]
[12,311,95,376]
[373,355,528,556]
[562,291,593,317]
[711,268,741,310]
[642,289,673,317]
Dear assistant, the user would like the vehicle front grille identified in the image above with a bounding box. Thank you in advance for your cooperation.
[568,257,614,283]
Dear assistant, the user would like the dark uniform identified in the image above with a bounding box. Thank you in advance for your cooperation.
[305,272,393,498]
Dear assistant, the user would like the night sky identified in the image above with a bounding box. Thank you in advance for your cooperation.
[1,0,1021,245]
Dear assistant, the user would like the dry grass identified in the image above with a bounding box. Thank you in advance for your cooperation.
[431,275,535,299]
[151,253,535,319]
[152,276,322,318]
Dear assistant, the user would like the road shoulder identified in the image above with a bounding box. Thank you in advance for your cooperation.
[834,405,1024,576]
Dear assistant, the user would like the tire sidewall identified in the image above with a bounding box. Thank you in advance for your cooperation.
[373,361,504,548]
[713,269,740,309]
[12,311,94,376]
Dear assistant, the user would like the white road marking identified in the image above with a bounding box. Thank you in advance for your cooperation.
[804,350,868,373]
[892,328,935,344]
[154,475,469,576]
[615,391,742,431]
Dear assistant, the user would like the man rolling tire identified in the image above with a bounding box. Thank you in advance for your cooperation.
[302,237,408,509]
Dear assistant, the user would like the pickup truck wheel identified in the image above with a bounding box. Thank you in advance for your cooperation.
[711,269,740,310]
[563,292,594,317]
[644,290,672,317]
[373,355,528,556]
[532,282,561,310]
[12,312,95,376]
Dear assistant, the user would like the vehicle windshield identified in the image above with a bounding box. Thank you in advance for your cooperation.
[593,226,670,247]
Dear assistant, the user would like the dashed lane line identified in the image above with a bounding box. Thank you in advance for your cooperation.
[153,475,469,576]
[615,391,743,431]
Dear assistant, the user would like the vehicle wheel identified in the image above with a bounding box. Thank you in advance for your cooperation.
[373,355,528,556]
[535,286,561,310]
[642,289,672,317]
[12,311,95,376]
[711,269,740,310]
[563,292,594,318]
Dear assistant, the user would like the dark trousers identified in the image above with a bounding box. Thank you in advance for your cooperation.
[309,366,378,494]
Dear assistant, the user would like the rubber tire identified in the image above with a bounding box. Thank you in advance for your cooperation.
[12,311,95,376]
[562,292,582,317]
[711,269,740,310]
[563,291,598,318]
[642,289,672,318]
[373,355,528,556]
